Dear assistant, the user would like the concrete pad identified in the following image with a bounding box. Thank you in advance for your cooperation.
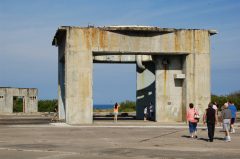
[0,121,240,159]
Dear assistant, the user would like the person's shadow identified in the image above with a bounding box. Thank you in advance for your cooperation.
[181,135,224,142]
[197,138,209,142]
[181,135,191,138]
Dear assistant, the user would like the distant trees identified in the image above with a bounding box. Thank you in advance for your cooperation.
[38,99,57,112]
[118,100,136,112]
[38,90,240,112]
[212,90,240,110]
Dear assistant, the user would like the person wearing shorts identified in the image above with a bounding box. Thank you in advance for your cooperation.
[221,103,232,142]
[113,103,120,123]
[228,101,237,133]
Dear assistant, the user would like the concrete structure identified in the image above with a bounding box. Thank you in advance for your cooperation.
[0,87,38,113]
[52,26,217,124]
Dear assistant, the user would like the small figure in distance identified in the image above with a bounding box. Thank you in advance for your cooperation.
[51,105,58,122]
[221,103,232,142]
[144,106,148,121]
[149,102,154,121]
[113,102,120,123]
[228,101,237,133]
[186,103,199,138]
[203,102,218,142]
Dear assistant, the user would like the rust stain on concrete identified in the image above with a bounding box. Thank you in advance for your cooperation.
[90,28,98,49]
[83,29,91,50]
[99,30,107,49]
[163,65,167,96]
[174,31,181,52]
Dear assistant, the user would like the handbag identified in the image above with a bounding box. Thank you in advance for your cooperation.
[194,114,200,120]
[194,108,200,121]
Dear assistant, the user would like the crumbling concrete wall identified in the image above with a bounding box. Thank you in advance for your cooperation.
[52,26,216,124]
[0,87,38,113]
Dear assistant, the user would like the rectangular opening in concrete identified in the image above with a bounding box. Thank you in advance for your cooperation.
[13,96,24,113]
[93,63,136,120]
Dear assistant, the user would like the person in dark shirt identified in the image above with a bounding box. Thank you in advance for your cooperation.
[203,102,218,142]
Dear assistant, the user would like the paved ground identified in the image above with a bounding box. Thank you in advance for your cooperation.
[0,116,240,159]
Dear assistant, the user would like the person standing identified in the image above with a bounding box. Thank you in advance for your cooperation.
[144,106,148,121]
[51,104,58,122]
[113,103,120,123]
[186,103,199,138]
[221,103,232,142]
[203,103,218,142]
[149,102,154,120]
[228,101,237,133]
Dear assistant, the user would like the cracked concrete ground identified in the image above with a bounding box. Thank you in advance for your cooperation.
[0,117,240,159]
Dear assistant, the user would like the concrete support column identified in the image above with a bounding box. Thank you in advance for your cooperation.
[65,28,93,124]
[184,53,211,118]
[136,62,155,120]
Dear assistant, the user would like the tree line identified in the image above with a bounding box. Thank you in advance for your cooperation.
[38,91,240,112]
[212,91,240,110]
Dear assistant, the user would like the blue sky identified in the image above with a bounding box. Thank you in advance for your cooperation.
[0,0,240,104]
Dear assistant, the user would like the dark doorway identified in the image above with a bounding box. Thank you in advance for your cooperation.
[13,96,24,112]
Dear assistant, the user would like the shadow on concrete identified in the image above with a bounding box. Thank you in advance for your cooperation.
[0,117,51,125]
[213,137,225,141]
[181,135,191,138]
[197,138,209,142]
[93,114,136,120]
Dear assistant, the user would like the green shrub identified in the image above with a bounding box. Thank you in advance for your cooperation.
[38,99,57,112]
[212,90,240,110]
[13,97,23,112]
[119,100,136,112]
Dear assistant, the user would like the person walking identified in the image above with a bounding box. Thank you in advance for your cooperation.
[149,102,154,120]
[203,103,218,142]
[113,102,120,123]
[186,103,199,138]
[144,106,148,121]
[221,103,232,142]
[228,101,237,133]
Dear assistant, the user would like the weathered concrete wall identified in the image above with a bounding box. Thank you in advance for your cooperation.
[53,26,215,124]
[0,87,38,113]
[155,55,184,122]
[59,27,210,55]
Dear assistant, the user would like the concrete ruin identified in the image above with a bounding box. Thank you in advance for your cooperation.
[0,87,38,113]
[52,26,217,124]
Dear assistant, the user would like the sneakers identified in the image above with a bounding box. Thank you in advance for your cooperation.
[225,136,231,142]
[230,128,235,133]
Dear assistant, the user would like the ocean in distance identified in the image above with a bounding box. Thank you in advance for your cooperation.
[94,104,113,110]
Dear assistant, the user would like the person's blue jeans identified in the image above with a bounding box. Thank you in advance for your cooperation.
[189,122,197,133]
